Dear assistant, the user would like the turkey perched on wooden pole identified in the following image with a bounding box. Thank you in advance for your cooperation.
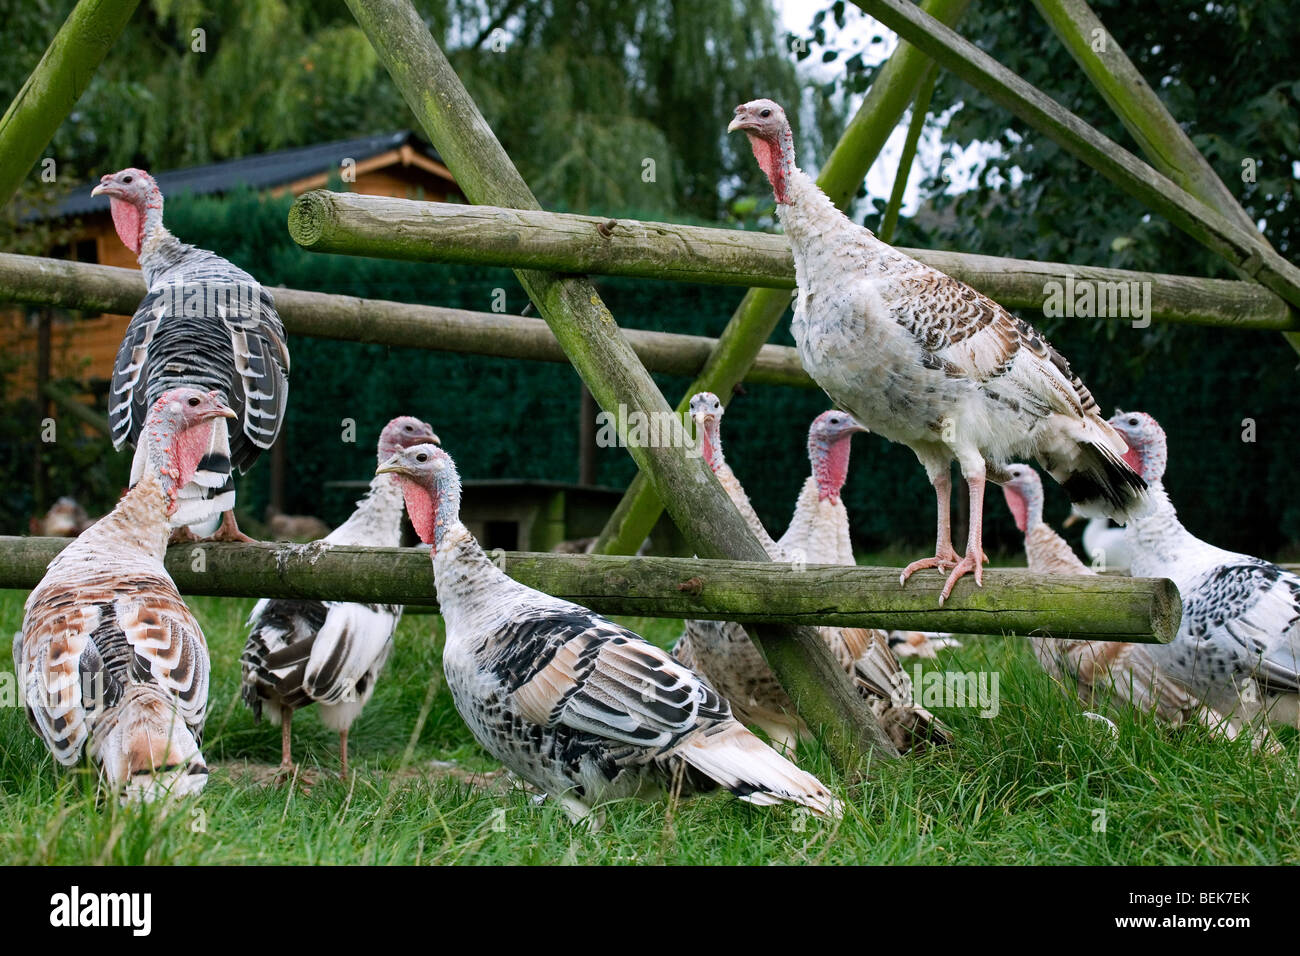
[377,443,841,828]
[1109,412,1300,744]
[1000,463,1229,736]
[241,416,440,779]
[728,100,1146,604]
[93,168,290,542]
[13,388,227,803]
[678,392,948,753]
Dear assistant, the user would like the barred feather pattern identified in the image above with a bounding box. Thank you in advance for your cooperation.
[434,521,839,823]
[774,161,1145,521]
[110,233,288,530]
[14,470,210,800]
[241,475,403,732]
[1124,484,1300,734]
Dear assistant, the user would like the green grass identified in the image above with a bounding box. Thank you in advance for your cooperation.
[2,583,1298,865]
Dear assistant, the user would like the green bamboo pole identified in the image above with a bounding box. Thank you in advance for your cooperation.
[341,0,895,766]
[0,537,1181,643]
[880,63,939,244]
[593,0,972,556]
[0,0,140,208]
[1030,0,1300,356]
[853,0,1300,313]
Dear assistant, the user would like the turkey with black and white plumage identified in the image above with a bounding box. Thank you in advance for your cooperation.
[1001,463,1227,733]
[14,388,226,802]
[377,443,840,827]
[778,409,960,661]
[240,416,440,778]
[728,100,1146,604]
[1110,412,1300,741]
[94,167,289,541]
[679,392,948,753]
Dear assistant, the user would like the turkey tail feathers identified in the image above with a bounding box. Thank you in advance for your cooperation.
[1057,437,1148,524]
[676,721,842,819]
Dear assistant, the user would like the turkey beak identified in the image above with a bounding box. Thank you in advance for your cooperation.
[727,111,752,133]
[90,181,110,197]
[846,419,869,435]
[376,454,409,478]
[1062,512,1081,528]
[202,404,237,423]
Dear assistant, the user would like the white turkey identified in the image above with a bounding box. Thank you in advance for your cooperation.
[13,388,225,802]
[1000,463,1226,732]
[1110,411,1300,740]
[728,100,1146,604]
[93,167,289,541]
[1063,509,1133,573]
[777,409,960,660]
[678,392,948,753]
[241,416,440,778]
[377,443,841,827]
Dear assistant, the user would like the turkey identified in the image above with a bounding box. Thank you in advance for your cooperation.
[778,409,959,660]
[14,388,224,802]
[93,168,289,541]
[1110,411,1300,741]
[1063,509,1133,573]
[241,416,440,779]
[678,392,948,753]
[377,443,841,828]
[1001,463,1225,731]
[728,100,1146,604]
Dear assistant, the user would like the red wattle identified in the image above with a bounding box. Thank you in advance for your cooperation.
[174,420,216,489]
[749,136,788,204]
[109,198,144,254]
[814,439,851,501]
[1120,445,1143,478]
[1002,485,1028,533]
[401,482,438,545]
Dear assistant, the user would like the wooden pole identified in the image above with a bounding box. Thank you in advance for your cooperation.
[33,310,52,514]
[1031,0,1300,358]
[0,0,140,208]
[594,0,972,557]
[880,63,939,244]
[578,385,597,486]
[342,0,894,766]
[287,195,1294,331]
[0,253,818,388]
[0,536,1181,643]
[853,0,1300,313]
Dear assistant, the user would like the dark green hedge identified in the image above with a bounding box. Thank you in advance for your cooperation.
[7,190,1300,560]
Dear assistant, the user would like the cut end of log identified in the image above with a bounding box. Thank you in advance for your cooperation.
[287,189,336,250]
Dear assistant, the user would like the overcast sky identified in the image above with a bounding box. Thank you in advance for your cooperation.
[774,0,1001,216]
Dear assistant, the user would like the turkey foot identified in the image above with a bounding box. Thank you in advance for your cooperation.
[899,547,960,586]
[168,525,200,546]
[208,510,256,543]
[938,552,984,606]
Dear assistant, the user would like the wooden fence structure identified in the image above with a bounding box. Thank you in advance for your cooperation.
[1,0,1290,767]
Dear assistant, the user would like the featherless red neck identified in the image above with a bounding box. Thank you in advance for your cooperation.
[811,437,851,502]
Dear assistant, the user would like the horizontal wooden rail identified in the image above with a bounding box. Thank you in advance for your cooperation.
[287,193,1293,330]
[0,536,1179,642]
[0,253,814,387]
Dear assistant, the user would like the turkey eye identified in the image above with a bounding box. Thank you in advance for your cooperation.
[404,425,412,431]
[187,396,200,407]
[1128,417,1138,426]
[760,109,771,117]
[122,175,133,184]
[416,453,427,462]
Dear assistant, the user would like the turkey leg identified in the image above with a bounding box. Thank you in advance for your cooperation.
[900,470,961,584]
[208,509,257,544]
[939,472,987,605]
